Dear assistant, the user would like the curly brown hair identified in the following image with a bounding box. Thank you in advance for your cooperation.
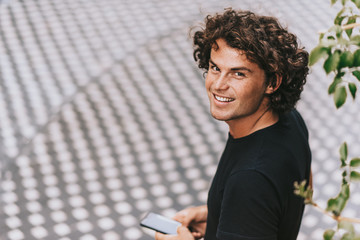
[193,9,309,113]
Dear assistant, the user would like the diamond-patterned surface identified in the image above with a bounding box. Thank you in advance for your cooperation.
[1,0,360,239]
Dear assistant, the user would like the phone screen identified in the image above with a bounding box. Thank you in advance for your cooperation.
[140,212,181,235]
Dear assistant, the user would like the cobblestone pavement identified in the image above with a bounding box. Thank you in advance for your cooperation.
[1,0,360,239]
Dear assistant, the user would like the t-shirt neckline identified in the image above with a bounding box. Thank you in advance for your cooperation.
[228,112,285,142]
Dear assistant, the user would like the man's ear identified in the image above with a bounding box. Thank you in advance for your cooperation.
[265,74,282,94]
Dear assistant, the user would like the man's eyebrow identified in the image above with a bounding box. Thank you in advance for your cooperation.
[230,66,253,73]
[209,59,217,67]
[209,59,253,73]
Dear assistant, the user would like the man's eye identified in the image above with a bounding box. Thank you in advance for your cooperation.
[235,72,245,77]
[211,66,220,71]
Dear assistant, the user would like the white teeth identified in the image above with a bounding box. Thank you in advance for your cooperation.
[214,95,234,102]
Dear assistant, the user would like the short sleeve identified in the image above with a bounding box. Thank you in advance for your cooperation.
[217,170,281,240]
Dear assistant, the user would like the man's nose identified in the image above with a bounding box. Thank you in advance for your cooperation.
[214,74,229,90]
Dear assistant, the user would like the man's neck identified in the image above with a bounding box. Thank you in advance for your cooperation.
[226,108,279,139]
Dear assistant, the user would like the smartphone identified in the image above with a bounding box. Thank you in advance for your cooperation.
[140,212,181,235]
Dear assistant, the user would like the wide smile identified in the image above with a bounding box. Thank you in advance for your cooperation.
[214,94,235,103]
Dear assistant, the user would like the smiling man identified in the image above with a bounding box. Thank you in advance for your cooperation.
[206,38,278,138]
[155,9,311,240]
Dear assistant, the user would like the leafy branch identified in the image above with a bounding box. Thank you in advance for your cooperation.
[295,143,360,239]
[309,0,360,108]
[295,0,360,239]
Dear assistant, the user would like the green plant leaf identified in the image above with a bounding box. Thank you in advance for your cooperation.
[341,159,347,168]
[341,232,356,240]
[338,221,354,233]
[350,158,360,167]
[324,51,341,74]
[324,229,336,240]
[319,32,325,41]
[340,142,348,162]
[336,26,343,38]
[328,77,342,94]
[334,86,347,108]
[350,35,360,44]
[335,8,346,24]
[328,24,342,34]
[338,71,346,78]
[352,0,360,8]
[348,83,357,99]
[354,235,360,240]
[341,0,349,5]
[322,39,337,48]
[309,46,329,66]
[327,198,338,212]
[332,0,338,4]
[327,184,349,216]
[353,50,360,66]
[353,71,360,81]
[335,16,346,26]
[339,51,354,68]
[345,17,356,38]
[327,197,346,216]
[341,182,350,198]
[350,171,360,181]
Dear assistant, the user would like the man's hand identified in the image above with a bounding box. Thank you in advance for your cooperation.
[155,226,195,240]
[173,205,207,239]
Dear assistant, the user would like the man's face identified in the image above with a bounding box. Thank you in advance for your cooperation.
[205,38,270,123]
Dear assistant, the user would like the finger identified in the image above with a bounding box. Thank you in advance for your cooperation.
[173,215,184,223]
[173,210,191,225]
[177,226,187,234]
[155,232,177,240]
[177,226,194,239]
[190,222,207,235]
[191,232,202,239]
[155,232,167,240]
[173,209,188,221]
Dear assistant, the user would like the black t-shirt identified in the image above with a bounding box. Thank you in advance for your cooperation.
[205,109,311,240]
